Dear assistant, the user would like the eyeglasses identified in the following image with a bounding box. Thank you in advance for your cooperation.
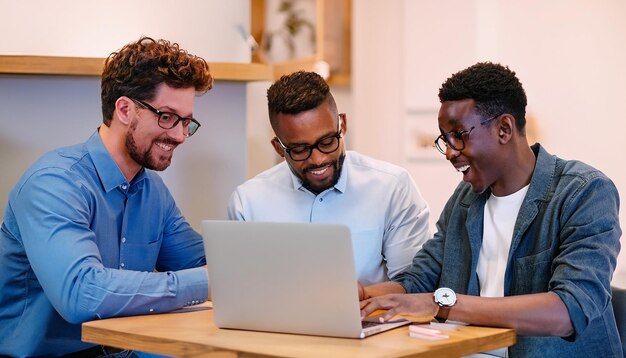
[131,99,201,137]
[275,115,344,161]
[434,113,502,155]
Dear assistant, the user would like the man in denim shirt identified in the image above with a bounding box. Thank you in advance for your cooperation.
[360,62,622,357]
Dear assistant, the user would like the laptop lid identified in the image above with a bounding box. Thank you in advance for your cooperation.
[202,220,409,339]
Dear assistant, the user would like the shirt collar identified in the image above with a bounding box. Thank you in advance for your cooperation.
[334,159,348,193]
[525,143,555,203]
[461,143,553,206]
[87,130,146,193]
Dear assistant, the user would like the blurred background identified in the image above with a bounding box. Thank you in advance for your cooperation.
[1,0,624,287]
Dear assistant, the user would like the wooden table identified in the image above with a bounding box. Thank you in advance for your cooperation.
[82,304,516,357]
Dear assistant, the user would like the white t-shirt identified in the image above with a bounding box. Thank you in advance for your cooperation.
[474,185,529,358]
[478,185,529,297]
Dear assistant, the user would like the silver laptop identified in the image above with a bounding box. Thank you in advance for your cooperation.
[202,220,411,339]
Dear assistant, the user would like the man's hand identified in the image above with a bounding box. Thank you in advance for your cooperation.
[357,281,368,301]
[360,293,438,322]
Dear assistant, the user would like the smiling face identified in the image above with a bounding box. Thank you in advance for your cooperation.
[438,99,503,193]
[271,99,346,194]
[126,84,195,171]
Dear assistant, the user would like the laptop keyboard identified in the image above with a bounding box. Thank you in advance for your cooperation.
[361,320,383,328]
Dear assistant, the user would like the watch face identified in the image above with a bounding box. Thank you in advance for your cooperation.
[434,288,456,307]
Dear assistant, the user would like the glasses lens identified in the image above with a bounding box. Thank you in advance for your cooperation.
[317,136,340,154]
[445,132,465,151]
[285,134,342,161]
[435,134,466,154]
[158,113,179,129]
[187,121,200,137]
[289,146,311,161]
[435,136,448,154]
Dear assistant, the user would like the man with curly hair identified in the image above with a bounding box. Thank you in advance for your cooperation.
[0,37,213,356]
[228,71,431,285]
[360,62,622,356]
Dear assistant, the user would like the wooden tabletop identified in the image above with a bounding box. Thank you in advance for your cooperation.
[82,303,516,357]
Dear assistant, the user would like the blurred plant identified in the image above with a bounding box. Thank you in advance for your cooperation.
[263,0,316,59]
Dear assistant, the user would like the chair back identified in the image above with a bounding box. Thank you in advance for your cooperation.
[612,286,626,357]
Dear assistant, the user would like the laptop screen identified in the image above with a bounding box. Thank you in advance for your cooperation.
[202,220,368,338]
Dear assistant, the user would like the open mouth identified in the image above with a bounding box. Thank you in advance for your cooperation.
[455,164,470,174]
[308,166,329,176]
[155,141,175,152]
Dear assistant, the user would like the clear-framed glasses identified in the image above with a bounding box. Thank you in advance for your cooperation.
[131,99,201,137]
[275,114,344,161]
[434,113,502,155]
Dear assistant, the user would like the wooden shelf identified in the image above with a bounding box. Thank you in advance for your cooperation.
[0,55,273,81]
[0,55,349,85]
[271,56,350,86]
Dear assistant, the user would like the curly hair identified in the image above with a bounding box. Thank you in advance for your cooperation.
[439,62,527,133]
[267,71,337,131]
[101,36,213,126]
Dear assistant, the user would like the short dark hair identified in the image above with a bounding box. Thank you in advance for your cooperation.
[101,36,213,126]
[267,71,337,131]
[439,62,527,133]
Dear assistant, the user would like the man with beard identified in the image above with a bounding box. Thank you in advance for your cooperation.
[0,37,213,357]
[359,62,622,357]
[228,71,431,285]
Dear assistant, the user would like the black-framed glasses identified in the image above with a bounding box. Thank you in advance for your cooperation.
[275,115,344,161]
[434,113,502,155]
[132,99,201,137]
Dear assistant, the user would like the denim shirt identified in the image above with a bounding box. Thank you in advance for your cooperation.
[393,144,622,357]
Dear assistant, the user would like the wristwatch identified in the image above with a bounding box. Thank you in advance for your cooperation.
[433,287,457,322]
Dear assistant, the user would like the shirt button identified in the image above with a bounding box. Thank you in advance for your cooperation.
[120,263,125,268]
[149,308,154,312]
[319,198,323,202]
[121,237,126,243]
[121,184,127,190]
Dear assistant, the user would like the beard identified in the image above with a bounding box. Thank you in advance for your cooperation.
[126,118,174,171]
[299,152,346,194]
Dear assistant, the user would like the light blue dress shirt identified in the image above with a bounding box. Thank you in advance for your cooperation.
[0,131,208,357]
[228,151,431,285]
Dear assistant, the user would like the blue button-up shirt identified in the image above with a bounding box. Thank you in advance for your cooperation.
[0,131,207,357]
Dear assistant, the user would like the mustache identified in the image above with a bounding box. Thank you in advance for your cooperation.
[304,160,335,173]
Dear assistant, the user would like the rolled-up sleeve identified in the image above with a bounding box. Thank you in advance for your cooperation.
[549,173,621,339]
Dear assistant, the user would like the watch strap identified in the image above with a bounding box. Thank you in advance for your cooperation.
[435,306,451,323]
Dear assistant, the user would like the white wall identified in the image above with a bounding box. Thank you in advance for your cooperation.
[0,1,253,230]
[0,0,251,62]
[351,0,626,287]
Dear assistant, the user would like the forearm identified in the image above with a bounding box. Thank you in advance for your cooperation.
[449,292,573,336]
[363,281,406,299]
[55,265,208,323]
